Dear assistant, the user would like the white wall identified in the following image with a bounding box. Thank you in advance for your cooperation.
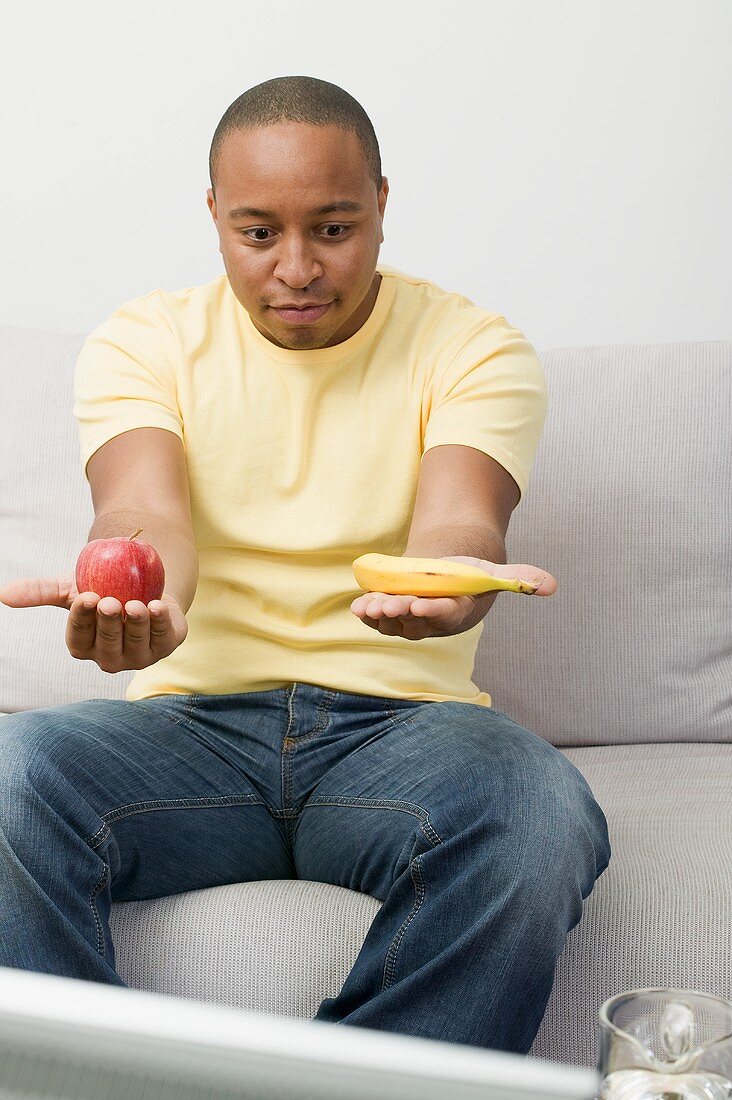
[1,0,730,348]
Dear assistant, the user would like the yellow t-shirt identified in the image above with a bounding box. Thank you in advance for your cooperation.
[73,263,547,707]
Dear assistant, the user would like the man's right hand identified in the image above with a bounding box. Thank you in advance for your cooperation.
[0,573,188,673]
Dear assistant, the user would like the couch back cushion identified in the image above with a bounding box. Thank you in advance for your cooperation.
[0,328,136,709]
[478,340,731,745]
[1,327,729,745]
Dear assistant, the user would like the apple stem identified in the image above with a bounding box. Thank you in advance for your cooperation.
[129,527,143,541]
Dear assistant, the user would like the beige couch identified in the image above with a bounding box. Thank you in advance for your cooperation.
[1,326,730,1067]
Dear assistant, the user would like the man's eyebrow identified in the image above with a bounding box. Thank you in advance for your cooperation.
[227,200,365,220]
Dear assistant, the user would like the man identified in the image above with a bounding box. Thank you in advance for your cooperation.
[0,75,610,1053]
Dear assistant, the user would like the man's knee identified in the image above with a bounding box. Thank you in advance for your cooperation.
[511,741,611,882]
[0,707,92,814]
[430,722,611,890]
[0,711,52,788]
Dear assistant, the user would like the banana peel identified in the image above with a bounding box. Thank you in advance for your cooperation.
[352,553,542,597]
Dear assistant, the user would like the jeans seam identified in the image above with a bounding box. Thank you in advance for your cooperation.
[281,687,298,835]
[281,685,340,746]
[302,795,443,848]
[85,794,265,848]
[381,852,426,991]
[300,688,338,739]
[89,859,108,957]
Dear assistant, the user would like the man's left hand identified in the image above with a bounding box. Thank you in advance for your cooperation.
[350,556,557,640]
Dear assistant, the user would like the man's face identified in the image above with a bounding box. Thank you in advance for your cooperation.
[207,121,388,350]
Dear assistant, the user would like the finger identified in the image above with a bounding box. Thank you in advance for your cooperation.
[352,594,384,618]
[70,591,101,623]
[353,594,462,627]
[122,600,173,659]
[66,592,102,655]
[0,576,70,608]
[368,614,434,640]
[94,598,125,658]
[121,600,151,658]
[146,600,174,651]
[532,572,557,596]
[355,600,399,626]
[371,595,416,618]
[408,597,460,617]
[513,570,557,596]
[479,562,558,596]
[364,598,393,620]
[368,614,412,637]
[351,592,392,616]
[388,596,421,617]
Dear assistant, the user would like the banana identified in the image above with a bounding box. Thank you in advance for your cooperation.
[352,553,541,597]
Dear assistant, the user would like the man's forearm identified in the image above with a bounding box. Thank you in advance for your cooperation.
[87,509,199,614]
[405,523,507,563]
[404,523,507,629]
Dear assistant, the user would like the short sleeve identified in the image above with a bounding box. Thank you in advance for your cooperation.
[422,316,548,502]
[72,296,184,479]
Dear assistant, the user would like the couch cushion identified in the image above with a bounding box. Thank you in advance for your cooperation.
[110,879,381,1019]
[532,742,732,1065]
[477,340,732,746]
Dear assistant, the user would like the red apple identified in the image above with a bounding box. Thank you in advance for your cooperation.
[75,526,165,613]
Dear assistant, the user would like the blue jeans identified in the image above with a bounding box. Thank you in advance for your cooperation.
[0,684,610,1053]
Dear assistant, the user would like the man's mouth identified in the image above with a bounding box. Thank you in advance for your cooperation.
[271,303,333,324]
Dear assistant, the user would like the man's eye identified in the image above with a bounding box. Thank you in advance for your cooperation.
[240,225,350,242]
[242,225,270,240]
[243,227,273,241]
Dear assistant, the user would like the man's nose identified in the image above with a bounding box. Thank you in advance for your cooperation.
[273,235,323,286]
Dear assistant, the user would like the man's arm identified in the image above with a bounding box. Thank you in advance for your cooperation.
[85,427,199,614]
[0,427,197,673]
[402,525,507,633]
[351,444,555,638]
[399,445,518,628]
[404,444,519,558]
[85,509,198,616]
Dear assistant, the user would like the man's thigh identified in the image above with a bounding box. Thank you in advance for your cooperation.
[0,694,293,902]
[293,701,609,899]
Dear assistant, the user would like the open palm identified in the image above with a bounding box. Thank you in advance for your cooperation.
[0,571,187,673]
[350,556,557,640]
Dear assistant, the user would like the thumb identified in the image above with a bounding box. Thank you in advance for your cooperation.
[0,575,75,610]
[441,557,558,597]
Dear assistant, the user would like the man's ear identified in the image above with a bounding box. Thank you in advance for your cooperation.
[206,189,222,254]
[378,177,388,212]
[378,177,388,244]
